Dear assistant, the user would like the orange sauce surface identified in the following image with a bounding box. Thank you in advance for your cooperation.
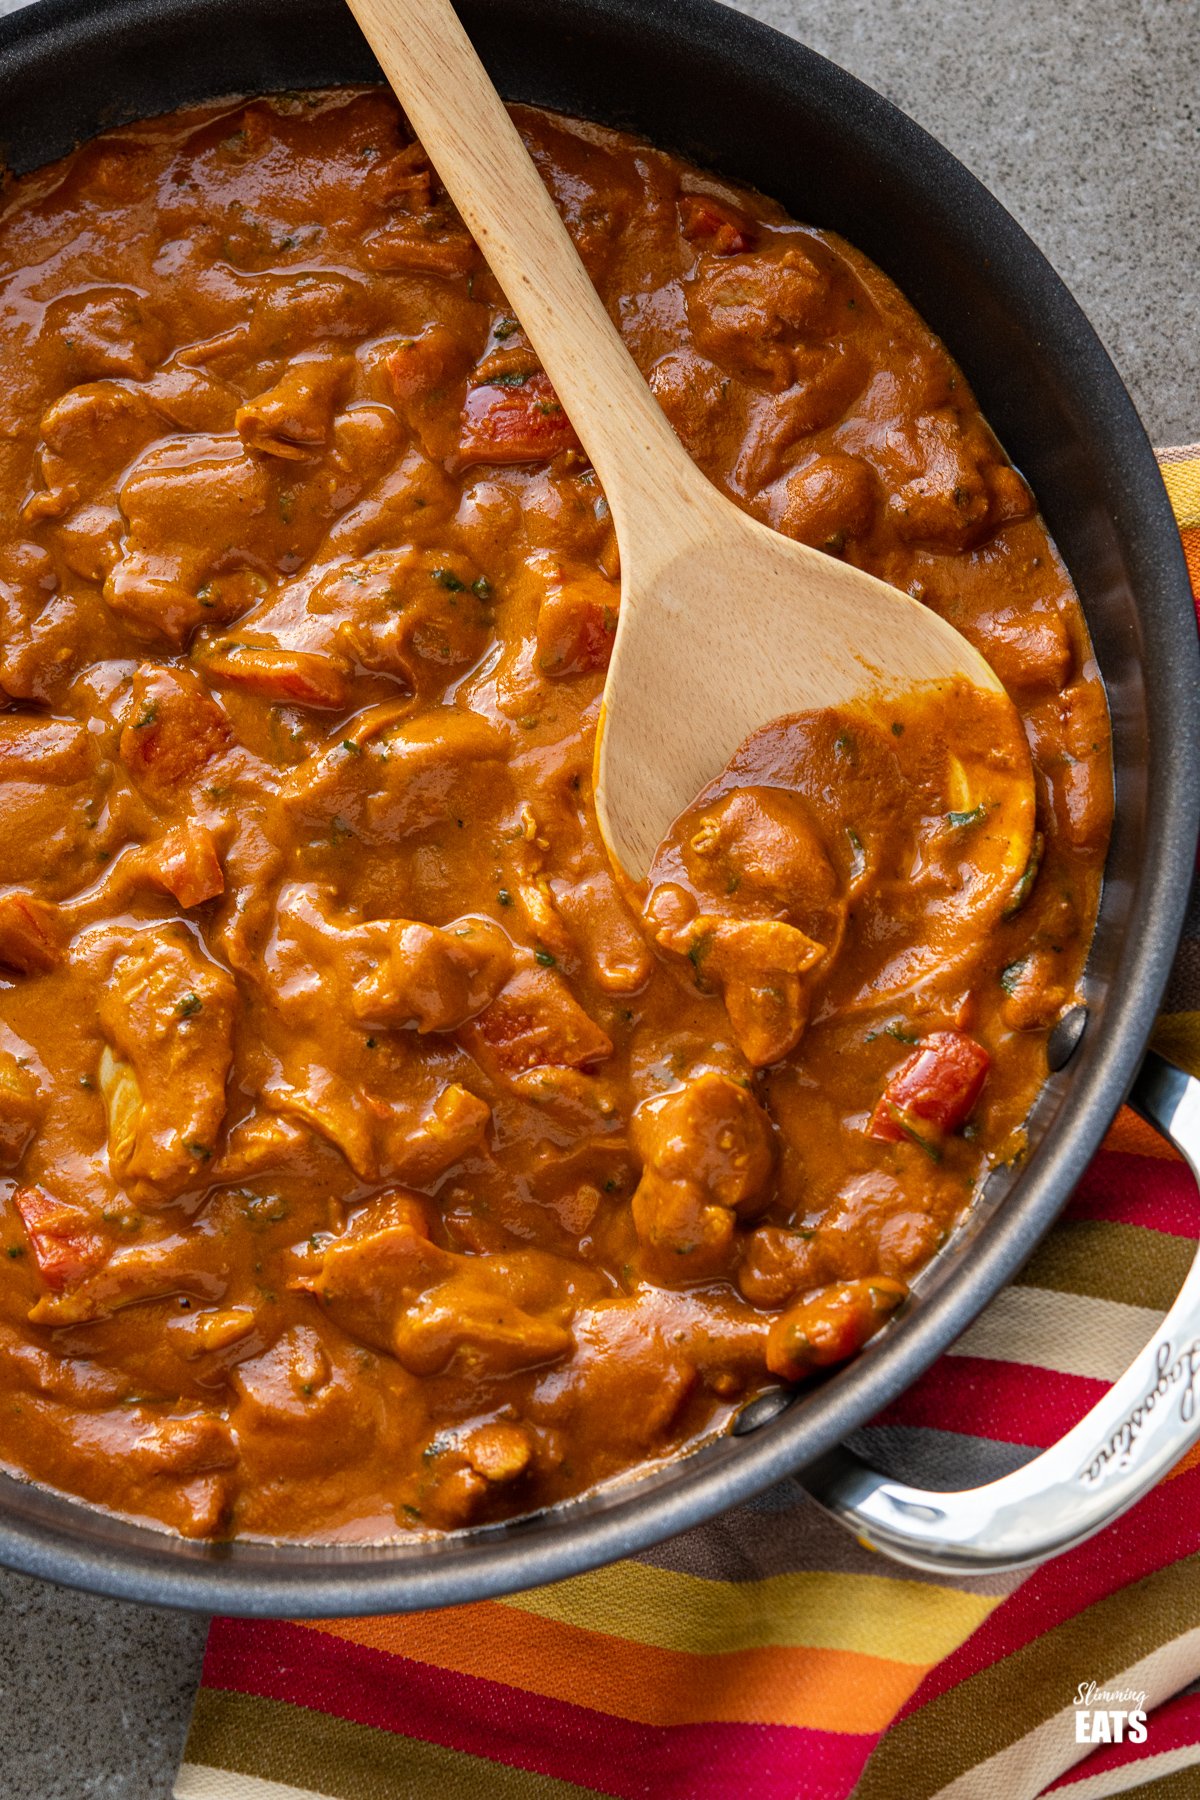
[0,91,1111,1538]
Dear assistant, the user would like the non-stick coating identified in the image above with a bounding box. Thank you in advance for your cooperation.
[0,0,1196,1615]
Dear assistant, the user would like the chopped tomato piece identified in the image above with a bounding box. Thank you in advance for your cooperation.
[767,1277,907,1379]
[465,966,612,1077]
[678,192,754,255]
[201,642,350,710]
[868,1030,990,1148]
[458,372,581,467]
[387,324,463,405]
[13,1185,108,1290]
[150,824,225,908]
[0,890,63,973]
[536,569,619,676]
[119,664,230,802]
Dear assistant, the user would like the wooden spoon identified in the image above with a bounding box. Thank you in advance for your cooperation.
[346,0,1034,890]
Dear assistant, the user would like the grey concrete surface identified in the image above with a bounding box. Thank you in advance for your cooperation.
[0,2,1193,1797]
[740,0,1200,446]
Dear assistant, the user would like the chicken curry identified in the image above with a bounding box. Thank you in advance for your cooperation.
[0,91,1111,1539]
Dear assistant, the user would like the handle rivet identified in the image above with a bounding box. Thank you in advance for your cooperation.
[732,1389,793,1436]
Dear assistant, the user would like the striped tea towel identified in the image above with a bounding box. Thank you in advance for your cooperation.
[174,447,1200,1800]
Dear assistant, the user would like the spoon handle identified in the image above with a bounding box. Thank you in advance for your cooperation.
[346,0,696,529]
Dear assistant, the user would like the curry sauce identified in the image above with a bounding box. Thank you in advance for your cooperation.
[0,90,1111,1539]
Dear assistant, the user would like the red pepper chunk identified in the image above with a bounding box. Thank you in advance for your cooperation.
[678,192,754,255]
[13,1186,108,1291]
[458,372,581,467]
[868,1030,990,1150]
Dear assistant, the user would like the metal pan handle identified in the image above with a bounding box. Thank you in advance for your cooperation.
[802,1051,1200,1573]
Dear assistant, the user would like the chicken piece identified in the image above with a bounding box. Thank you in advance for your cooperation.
[323,551,495,692]
[229,1323,393,1482]
[656,908,826,1065]
[816,1172,941,1281]
[96,930,236,1197]
[463,1419,533,1482]
[0,891,64,974]
[686,249,832,388]
[145,363,243,434]
[967,605,1073,696]
[407,1415,536,1528]
[507,872,575,966]
[0,714,94,786]
[1000,947,1072,1032]
[288,706,511,853]
[352,916,513,1033]
[257,887,496,1182]
[128,1412,237,1478]
[705,917,826,1065]
[107,435,275,644]
[631,1072,775,1277]
[119,665,232,809]
[13,1185,109,1291]
[83,1404,237,1539]
[386,324,470,460]
[780,452,877,552]
[459,373,582,467]
[389,1083,491,1185]
[0,1053,41,1167]
[637,1070,775,1206]
[41,285,167,382]
[1026,678,1112,853]
[172,1306,258,1358]
[236,355,349,460]
[36,381,158,496]
[213,1112,309,1182]
[535,566,619,677]
[361,137,434,209]
[299,1193,575,1377]
[766,1277,907,1380]
[648,352,728,468]
[873,410,995,551]
[247,270,378,357]
[0,542,67,704]
[0,717,108,896]
[269,881,510,1037]
[262,1061,378,1181]
[52,502,123,584]
[677,787,842,941]
[27,1228,225,1326]
[550,867,653,994]
[363,217,476,276]
[463,963,613,1081]
[199,640,351,710]
[737,1223,829,1308]
[532,1285,771,1463]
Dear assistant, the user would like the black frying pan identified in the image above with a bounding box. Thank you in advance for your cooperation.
[0,0,1196,1611]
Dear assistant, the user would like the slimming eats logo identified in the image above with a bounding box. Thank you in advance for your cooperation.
[1073,1681,1148,1745]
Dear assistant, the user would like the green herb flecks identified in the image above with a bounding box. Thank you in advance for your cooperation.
[1000,959,1028,996]
[947,805,988,830]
